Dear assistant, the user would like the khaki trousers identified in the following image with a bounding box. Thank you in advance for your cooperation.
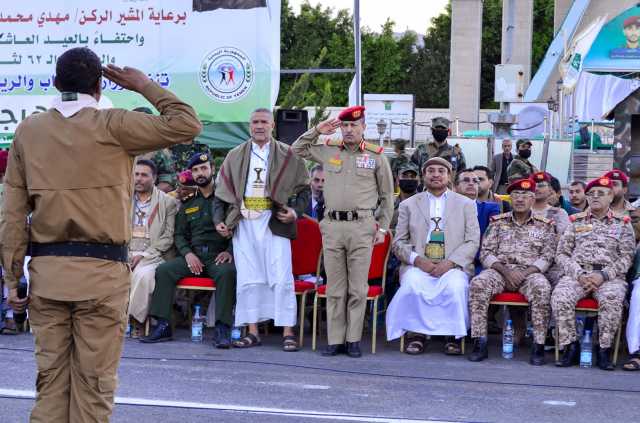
[29,291,128,423]
[320,216,376,344]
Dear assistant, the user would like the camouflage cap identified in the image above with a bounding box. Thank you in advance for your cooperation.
[516,139,532,148]
[398,161,419,177]
[392,139,407,148]
[431,116,450,129]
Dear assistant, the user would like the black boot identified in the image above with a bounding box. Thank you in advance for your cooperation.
[346,341,362,358]
[140,319,172,343]
[213,323,231,349]
[468,337,488,362]
[322,344,346,356]
[555,341,579,367]
[597,347,615,371]
[529,343,546,366]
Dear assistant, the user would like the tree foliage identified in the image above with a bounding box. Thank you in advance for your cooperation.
[279,0,554,109]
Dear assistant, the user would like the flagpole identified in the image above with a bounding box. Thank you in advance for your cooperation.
[354,0,362,106]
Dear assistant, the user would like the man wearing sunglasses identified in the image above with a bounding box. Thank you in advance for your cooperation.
[468,178,556,365]
[552,176,635,370]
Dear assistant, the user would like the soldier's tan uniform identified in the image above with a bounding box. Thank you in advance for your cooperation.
[552,210,635,349]
[2,82,201,422]
[469,212,556,344]
[292,128,394,344]
[532,205,570,285]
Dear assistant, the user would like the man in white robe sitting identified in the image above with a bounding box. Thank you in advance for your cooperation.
[386,157,480,355]
[214,108,309,351]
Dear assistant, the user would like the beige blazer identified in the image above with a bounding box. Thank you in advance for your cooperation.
[393,190,480,277]
[130,186,178,262]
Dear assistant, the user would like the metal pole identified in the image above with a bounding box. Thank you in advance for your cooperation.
[354,0,362,106]
[590,119,595,151]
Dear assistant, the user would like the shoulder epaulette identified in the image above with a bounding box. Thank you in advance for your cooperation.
[364,142,384,154]
[325,139,343,147]
[569,211,588,222]
[490,212,511,221]
[532,215,552,224]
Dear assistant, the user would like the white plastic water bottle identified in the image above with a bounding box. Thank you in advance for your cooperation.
[231,326,242,341]
[580,330,593,368]
[502,319,514,359]
[191,305,204,343]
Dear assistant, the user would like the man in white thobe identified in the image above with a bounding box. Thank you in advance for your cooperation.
[215,108,310,351]
[625,255,640,370]
[386,157,480,355]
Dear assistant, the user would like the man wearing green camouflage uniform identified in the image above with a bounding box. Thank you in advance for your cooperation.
[411,117,465,176]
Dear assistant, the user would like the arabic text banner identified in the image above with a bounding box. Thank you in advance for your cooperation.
[0,0,281,146]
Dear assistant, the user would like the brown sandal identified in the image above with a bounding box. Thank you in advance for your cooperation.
[282,335,299,352]
[233,333,262,348]
[405,335,427,355]
[444,341,462,355]
[623,353,640,371]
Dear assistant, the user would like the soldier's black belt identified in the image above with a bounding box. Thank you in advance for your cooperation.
[327,210,374,221]
[31,242,129,263]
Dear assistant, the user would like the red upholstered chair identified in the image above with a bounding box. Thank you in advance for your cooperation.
[554,298,623,365]
[291,218,323,347]
[311,231,392,354]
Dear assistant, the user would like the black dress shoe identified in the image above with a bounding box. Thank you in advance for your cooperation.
[139,320,172,343]
[468,338,488,362]
[346,342,362,358]
[529,343,546,366]
[213,323,231,349]
[555,341,579,367]
[322,344,346,356]
[597,347,615,371]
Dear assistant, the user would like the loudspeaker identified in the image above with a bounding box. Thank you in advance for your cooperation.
[276,109,309,145]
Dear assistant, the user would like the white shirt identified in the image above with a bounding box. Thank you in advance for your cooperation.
[410,190,448,265]
[240,141,271,219]
[51,93,98,118]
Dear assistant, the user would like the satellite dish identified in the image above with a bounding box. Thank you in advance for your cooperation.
[514,105,547,138]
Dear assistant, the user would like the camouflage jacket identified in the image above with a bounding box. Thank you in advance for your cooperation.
[410,141,466,174]
[480,212,556,273]
[506,155,537,182]
[556,210,635,281]
[389,153,411,177]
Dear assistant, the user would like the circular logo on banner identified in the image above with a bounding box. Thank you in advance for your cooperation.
[199,47,254,103]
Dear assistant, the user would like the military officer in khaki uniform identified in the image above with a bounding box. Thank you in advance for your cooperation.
[292,106,394,357]
[3,48,202,422]
[603,169,640,242]
[410,117,466,176]
[552,176,635,370]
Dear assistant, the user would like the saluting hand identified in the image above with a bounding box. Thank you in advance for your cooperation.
[102,64,151,93]
[315,118,341,135]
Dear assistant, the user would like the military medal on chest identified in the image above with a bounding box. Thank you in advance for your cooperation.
[425,217,445,262]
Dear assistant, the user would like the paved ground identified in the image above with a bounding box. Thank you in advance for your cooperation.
[0,328,638,423]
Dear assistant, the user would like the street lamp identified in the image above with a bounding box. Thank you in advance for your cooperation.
[376,119,387,147]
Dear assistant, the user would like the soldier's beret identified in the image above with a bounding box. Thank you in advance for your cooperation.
[177,170,196,187]
[516,139,532,148]
[398,162,419,177]
[585,176,613,193]
[338,106,365,121]
[602,169,628,186]
[187,152,211,169]
[624,16,640,28]
[532,171,552,183]
[431,116,450,129]
[507,178,536,194]
[423,157,452,173]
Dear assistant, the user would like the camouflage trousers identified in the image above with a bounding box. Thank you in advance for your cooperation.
[551,276,627,348]
[545,263,564,288]
[469,269,551,344]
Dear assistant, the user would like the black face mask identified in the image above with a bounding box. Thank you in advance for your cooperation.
[399,179,419,193]
[432,128,448,143]
[518,149,532,159]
